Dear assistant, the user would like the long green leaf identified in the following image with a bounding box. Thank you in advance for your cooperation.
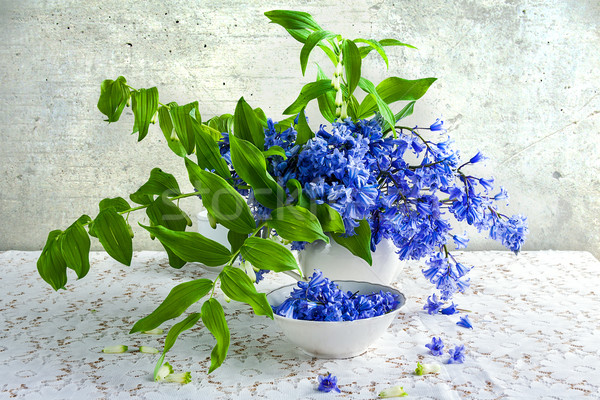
[300,30,337,75]
[158,104,187,157]
[315,203,345,234]
[60,215,92,279]
[227,230,247,253]
[130,168,181,205]
[229,135,286,210]
[268,206,328,243]
[354,38,388,67]
[264,10,321,31]
[37,230,67,290]
[201,299,230,373]
[131,87,159,142]
[240,237,299,273]
[316,65,336,122]
[295,108,314,146]
[185,158,256,234]
[195,124,231,179]
[99,197,130,212]
[357,77,395,130]
[97,76,130,123]
[146,195,189,269]
[234,97,265,150]
[283,80,335,115]
[357,77,437,118]
[219,266,273,318]
[130,280,212,333]
[170,101,201,155]
[93,208,133,266]
[332,218,372,265]
[140,224,231,266]
[358,38,417,59]
[342,39,362,97]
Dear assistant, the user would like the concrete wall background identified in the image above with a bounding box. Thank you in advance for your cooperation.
[1,0,598,258]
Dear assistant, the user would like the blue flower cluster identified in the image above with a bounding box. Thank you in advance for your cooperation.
[218,115,528,301]
[273,270,400,321]
[425,337,466,364]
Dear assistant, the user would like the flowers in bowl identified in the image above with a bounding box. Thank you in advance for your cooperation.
[34,9,527,377]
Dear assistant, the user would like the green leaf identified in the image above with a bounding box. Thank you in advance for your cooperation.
[357,77,395,130]
[300,30,337,75]
[332,219,372,266]
[262,146,287,159]
[185,158,256,234]
[195,124,231,179]
[295,108,314,146]
[130,280,212,333]
[315,203,345,234]
[315,65,336,122]
[158,105,187,157]
[342,39,362,97]
[93,208,132,266]
[285,28,311,43]
[285,179,309,208]
[229,135,286,210]
[140,224,231,266]
[130,168,181,205]
[253,107,268,127]
[99,197,130,212]
[60,216,92,279]
[283,80,335,115]
[154,312,201,378]
[240,237,299,273]
[354,38,388,67]
[201,299,230,373]
[227,230,247,253]
[396,101,416,121]
[357,77,437,118]
[264,10,321,31]
[37,230,67,290]
[146,195,188,269]
[97,76,130,123]
[379,38,417,49]
[131,87,159,142]
[170,101,201,155]
[268,206,328,243]
[234,97,265,150]
[219,266,273,318]
[318,44,338,66]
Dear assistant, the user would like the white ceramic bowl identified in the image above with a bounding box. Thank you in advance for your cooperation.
[266,280,406,358]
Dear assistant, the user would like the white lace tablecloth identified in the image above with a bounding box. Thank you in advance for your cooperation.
[1,250,599,399]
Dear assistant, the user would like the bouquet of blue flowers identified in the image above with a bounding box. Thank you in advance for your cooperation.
[35,9,527,378]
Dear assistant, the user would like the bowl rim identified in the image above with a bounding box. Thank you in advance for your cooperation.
[266,279,406,325]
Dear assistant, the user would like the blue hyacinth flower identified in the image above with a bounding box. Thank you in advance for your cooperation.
[447,345,466,364]
[425,337,445,356]
[456,315,473,329]
[317,373,341,393]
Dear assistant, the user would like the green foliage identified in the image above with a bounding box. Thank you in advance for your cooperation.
[295,108,314,145]
[146,195,189,269]
[332,218,373,266]
[97,76,130,123]
[283,80,335,115]
[130,168,181,205]
[240,237,299,273]
[153,312,201,380]
[219,266,273,318]
[229,135,286,210]
[195,124,231,180]
[342,39,361,97]
[300,30,338,75]
[264,10,322,31]
[315,203,345,234]
[37,230,67,290]
[234,97,265,150]
[170,101,201,155]
[268,205,328,243]
[130,279,212,333]
[131,87,159,142]
[140,224,231,266]
[357,77,437,118]
[93,208,133,266]
[60,216,92,279]
[201,299,230,373]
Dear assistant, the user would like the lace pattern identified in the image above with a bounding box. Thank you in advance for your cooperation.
[0,250,599,399]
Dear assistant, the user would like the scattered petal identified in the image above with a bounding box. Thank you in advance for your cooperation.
[425,337,445,356]
[447,345,466,364]
[139,346,159,354]
[155,362,174,381]
[456,315,473,329]
[102,345,128,353]
[317,373,341,393]
[142,328,163,335]
[414,362,442,375]
[378,385,408,397]
[440,303,459,315]
[164,372,192,384]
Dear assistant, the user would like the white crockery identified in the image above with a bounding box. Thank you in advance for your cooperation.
[266,280,406,358]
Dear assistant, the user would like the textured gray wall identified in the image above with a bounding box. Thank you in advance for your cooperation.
[1,0,599,257]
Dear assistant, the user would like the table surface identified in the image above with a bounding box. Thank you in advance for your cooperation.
[1,250,599,399]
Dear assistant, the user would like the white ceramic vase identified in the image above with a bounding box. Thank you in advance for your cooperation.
[296,238,404,285]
